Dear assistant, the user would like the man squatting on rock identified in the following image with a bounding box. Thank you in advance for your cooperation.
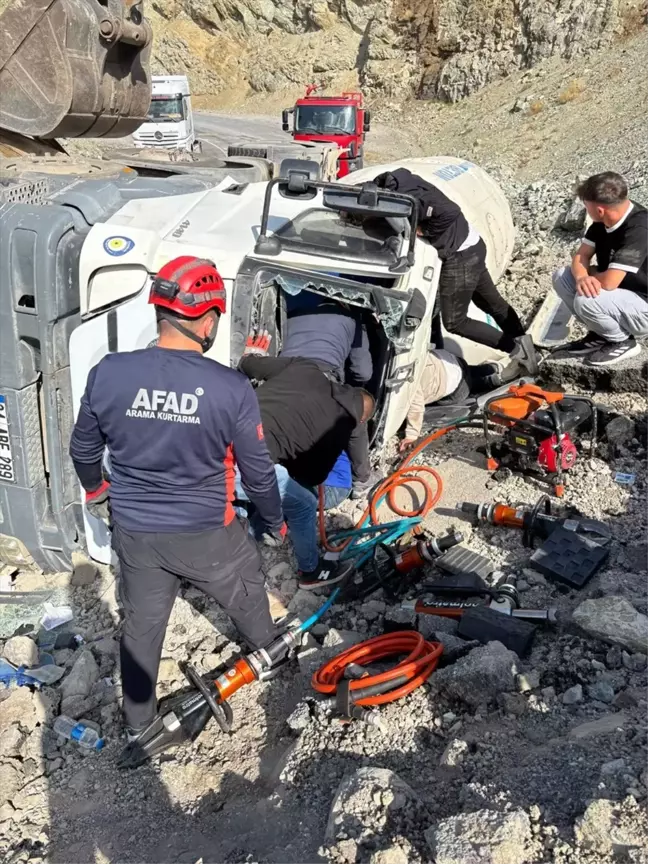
[69,256,287,737]
[372,168,538,380]
[553,171,648,366]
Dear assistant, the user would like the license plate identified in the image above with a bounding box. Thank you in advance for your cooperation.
[0,395,15,483]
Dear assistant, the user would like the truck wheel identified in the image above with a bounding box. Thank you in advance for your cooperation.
[191,139,203,155]
[227,145,269,159]
[348,157,364,173]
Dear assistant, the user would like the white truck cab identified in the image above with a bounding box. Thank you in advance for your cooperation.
[70,157,515,563]
[132,75,198,152]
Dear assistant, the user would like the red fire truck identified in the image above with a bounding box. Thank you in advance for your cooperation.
[282,84,371,178]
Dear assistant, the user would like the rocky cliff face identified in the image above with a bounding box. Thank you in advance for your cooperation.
[149,0,644,103]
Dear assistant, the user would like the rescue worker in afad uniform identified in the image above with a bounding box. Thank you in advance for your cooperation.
[69,256,287,738]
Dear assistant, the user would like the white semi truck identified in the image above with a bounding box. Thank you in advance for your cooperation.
[132,75,200,153]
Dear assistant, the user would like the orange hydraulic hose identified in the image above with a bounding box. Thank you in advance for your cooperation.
[319,424,458,553]
[311,631,443,707]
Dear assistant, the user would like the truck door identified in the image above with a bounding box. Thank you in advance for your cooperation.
[381,239,438,442]
[69,290,157,564]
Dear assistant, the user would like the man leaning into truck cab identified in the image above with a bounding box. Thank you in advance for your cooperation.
[280,291,380,498]
[239,336,376,589]
[69,256,285,739]
[552,171,648,366]
[372,168,538,381]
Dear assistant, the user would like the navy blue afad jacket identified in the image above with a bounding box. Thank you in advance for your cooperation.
[69,347,283,534]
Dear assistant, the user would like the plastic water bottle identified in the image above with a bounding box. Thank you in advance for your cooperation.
[53,716,104,751]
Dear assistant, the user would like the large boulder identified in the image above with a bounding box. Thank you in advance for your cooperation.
[59,649,100,701]
[573,597,648,654]
[575,798,647,856]
[426,808,532,864]
[0,688,50,735]
[325,767,423,849]
[429,641,518,708]
[3,635,39,667]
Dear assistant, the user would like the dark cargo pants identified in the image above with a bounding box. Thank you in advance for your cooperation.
[113,518,277,730]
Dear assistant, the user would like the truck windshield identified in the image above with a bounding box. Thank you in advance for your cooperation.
[295,105,356,135]
[274,208,401,266]
[147,96,185,122]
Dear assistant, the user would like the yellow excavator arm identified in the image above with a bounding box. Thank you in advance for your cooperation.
[0,0,152,153]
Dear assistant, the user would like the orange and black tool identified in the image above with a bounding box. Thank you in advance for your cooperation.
[483,383,596,497]
[342,530,464,601]
[404,598,557,624]
[456,494,610,549]
[118,627,303,768]
[457,495,566,547]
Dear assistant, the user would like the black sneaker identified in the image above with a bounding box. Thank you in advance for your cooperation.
[496,334,539,383]
[585,337,641,366]
[555,331,608,356]
[298,557,355,590]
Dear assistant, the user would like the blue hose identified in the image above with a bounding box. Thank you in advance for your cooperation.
[297,586,341,633]
[298,515,422,633]
[330,516,422,567]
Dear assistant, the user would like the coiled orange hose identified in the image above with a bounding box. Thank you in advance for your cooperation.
[311,631,443,706]
[319,424,458,553]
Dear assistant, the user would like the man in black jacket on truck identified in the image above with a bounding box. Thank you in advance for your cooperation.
[373,168,537,380]
[69,256,285,738]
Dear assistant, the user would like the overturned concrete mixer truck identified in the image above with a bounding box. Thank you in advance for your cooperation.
[0,154,516,571]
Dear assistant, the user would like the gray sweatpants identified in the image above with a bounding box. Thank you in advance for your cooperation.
[552,266,648,343]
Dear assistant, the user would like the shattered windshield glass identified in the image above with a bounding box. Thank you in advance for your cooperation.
[274,209,403,266]
[270,270,406,342]
[295,105,356,135]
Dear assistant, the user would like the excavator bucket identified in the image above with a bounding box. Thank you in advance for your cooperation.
[0,0,152,140]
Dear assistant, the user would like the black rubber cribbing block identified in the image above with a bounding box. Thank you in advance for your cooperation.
[529,526,610,589]
[457,606,536,656]
[435,545,494,581]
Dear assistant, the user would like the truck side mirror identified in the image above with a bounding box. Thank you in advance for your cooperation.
[363,110,371,133]
[281,109,290,132]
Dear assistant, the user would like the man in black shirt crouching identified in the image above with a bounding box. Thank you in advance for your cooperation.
[553,171,648,366]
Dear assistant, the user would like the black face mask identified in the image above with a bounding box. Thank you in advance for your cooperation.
[201,328,217,353]
[160,312,218,353]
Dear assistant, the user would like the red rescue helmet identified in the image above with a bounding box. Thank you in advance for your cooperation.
[149,256,226,318]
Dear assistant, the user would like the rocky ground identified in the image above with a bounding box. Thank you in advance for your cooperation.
[1,173,647,861]
[1,385,647,863]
